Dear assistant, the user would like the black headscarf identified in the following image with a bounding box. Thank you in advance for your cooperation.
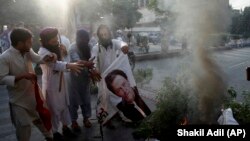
[76,29,91,60]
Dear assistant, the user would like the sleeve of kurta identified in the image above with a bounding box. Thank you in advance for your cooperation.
[112,39,128,51]
[29,48,43,63]
[69,45,80,62]
[0,56,15,87]
[49,61,67,71]
[38,47,68,71]
[91,45,99,68]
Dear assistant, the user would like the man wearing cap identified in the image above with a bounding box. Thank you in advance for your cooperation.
[38,27,83,141]
[0,27,55,141]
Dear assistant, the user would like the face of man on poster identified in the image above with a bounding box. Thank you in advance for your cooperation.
[109,74,135,104]
[104,69,151,122]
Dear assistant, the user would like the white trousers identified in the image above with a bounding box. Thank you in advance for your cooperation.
[11,104,52,141]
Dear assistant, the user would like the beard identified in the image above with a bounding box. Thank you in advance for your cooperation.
[43,44,62,61]
[99,38,112,49]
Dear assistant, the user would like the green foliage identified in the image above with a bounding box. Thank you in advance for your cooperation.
[148,0,168,15]
[112,0,142,30]
[134,77,190,140]
[230,7,250,38]
[134,82,250,139]
[0,0,43,25]
[75,0,102,24]
[225,87,250,124]
[73,0,142,32]
[133,68,153,87]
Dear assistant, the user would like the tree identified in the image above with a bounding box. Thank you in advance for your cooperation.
[241,7,250,38]
[0,0,70,27]
[147,0,173,52]
[72,0,142,33]
[111,0,142,30]
[0,0,43,25]
[230,9,243,38]
[230,7,250,38]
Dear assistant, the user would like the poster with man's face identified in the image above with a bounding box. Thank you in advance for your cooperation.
[96,54,151,124]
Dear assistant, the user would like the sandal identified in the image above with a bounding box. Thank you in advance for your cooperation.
[71,121,81,133]
[83,119,92,128]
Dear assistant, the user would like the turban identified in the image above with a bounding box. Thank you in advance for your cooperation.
[40,27,58,45]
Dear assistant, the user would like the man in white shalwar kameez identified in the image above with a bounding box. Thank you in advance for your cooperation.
[0,28,55,141]
[91,24,129,125]
[38,27,83,141]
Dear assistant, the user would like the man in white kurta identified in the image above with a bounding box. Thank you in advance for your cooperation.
[0,28,53,141]
[91,24,129,125]
[39,47,71,133]
[38,27,82,140]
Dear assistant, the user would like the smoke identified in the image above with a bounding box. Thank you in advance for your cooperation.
[160,0,231,123]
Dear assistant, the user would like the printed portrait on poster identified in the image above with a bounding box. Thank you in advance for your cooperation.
[96,54,151,124]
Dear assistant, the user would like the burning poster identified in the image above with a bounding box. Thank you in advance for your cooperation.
[96,54,151,125]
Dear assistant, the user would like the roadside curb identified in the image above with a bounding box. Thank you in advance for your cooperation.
[134,47,232,61]
[135,50,182,61]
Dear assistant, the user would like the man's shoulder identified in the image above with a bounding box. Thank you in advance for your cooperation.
[69,42,76,49]
[112,39,126,47]
[92,44,99,51]
[0,48,12,58]
[112,39,121,43]
[0,50,12,63]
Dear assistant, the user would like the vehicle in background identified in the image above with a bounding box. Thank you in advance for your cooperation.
[148,32,160,45]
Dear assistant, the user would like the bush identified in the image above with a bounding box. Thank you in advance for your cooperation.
[225,87,250,124]
[133,68,153,87]
[133,77,191,140]
[133,81,250,140]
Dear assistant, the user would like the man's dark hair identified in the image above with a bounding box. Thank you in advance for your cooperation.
[96,24,112,39]
[10,28,32,46]
[105,69,128,94]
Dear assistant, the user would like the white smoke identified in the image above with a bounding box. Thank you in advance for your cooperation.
[159,0,231,123]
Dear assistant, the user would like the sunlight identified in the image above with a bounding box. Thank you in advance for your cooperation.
[229,0,250,10]
[39,0,69,12]
[38,0,70,27]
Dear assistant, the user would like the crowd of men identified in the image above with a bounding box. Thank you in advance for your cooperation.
[0,24,150,141]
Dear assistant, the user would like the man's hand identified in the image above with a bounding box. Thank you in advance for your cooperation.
[66,62,84,74]
[121,45,129,54]
[43,53,57,62]
[23,73,37,81]
[15,72,37,83]
[60,44,68,57]
[89,69,102,84]
[77,60,95,69]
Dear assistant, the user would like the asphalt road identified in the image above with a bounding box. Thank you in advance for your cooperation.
[135,47,250,99]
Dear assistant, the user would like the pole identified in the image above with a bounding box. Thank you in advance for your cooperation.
[100,124,104,141]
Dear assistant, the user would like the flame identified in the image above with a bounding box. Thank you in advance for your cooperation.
[180,116,188,125]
